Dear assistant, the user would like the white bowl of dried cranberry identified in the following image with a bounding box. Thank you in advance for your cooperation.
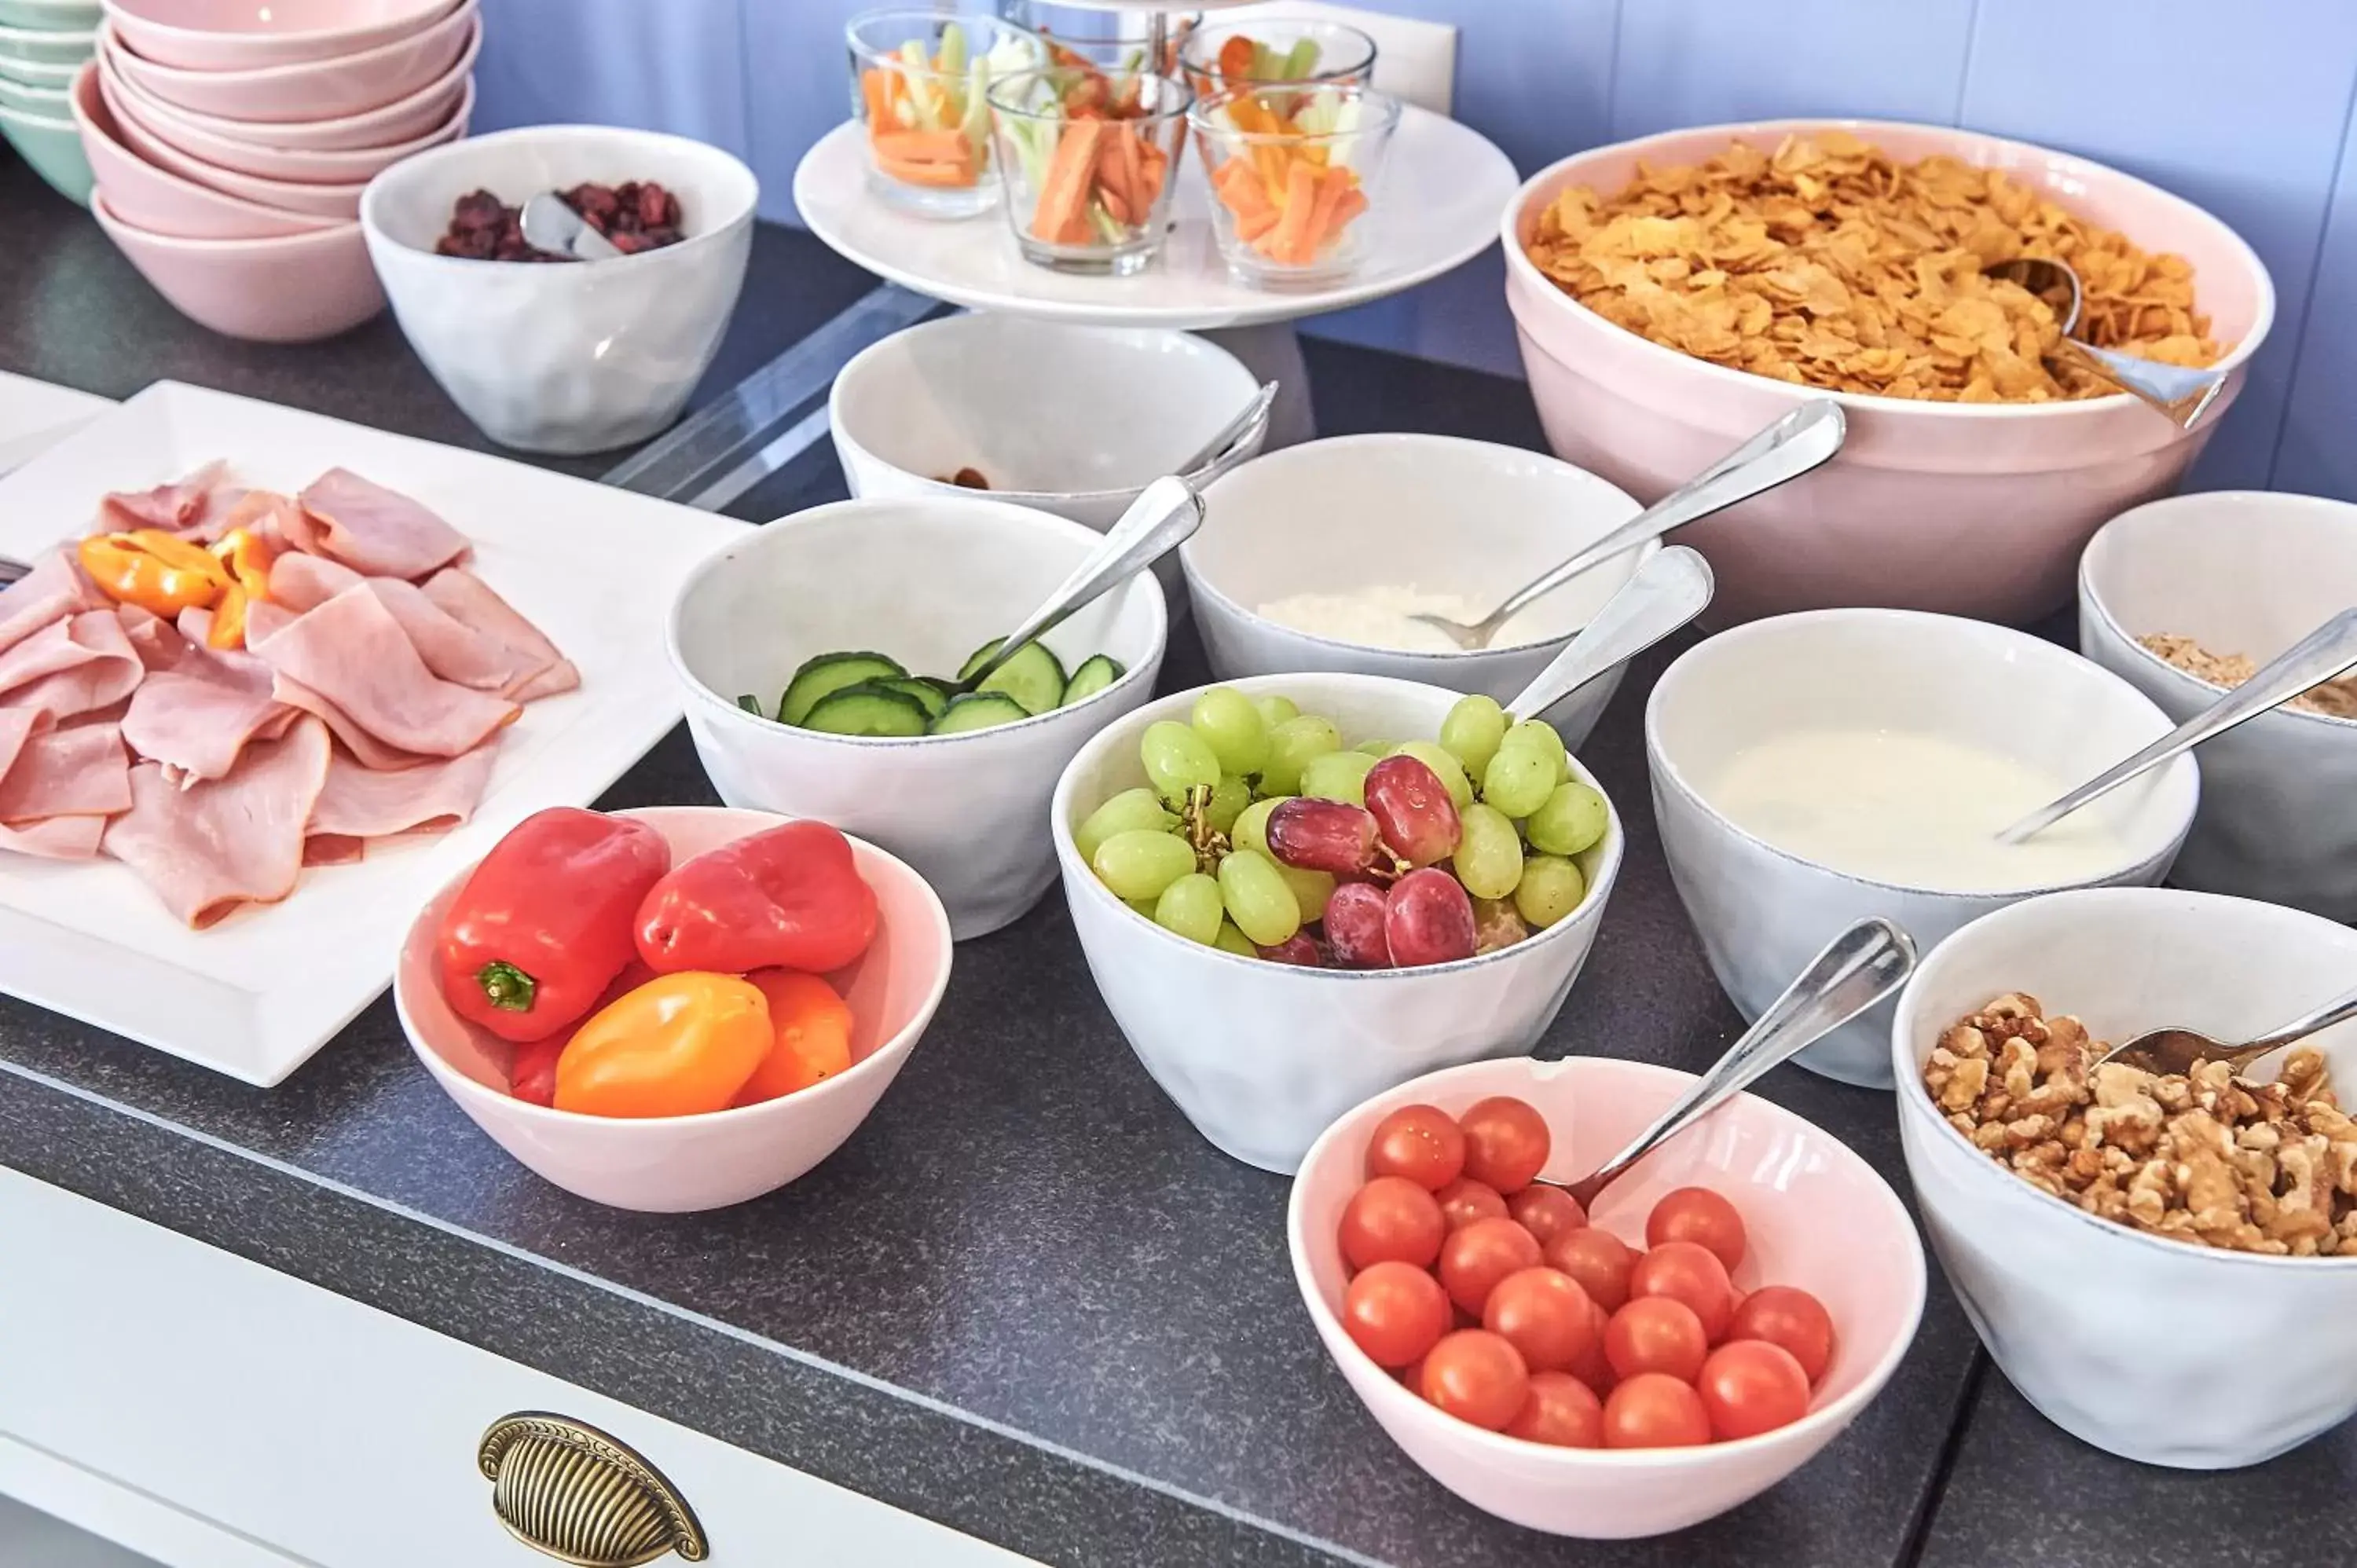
[360,123,757,454]
[1893,885,2357,1469]
[1050,672,1624,1174]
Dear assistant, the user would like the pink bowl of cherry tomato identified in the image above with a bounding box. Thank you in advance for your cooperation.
[1287,1054,1926,1540]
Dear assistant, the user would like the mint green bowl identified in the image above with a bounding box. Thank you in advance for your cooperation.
[0,23,93,64]
[0,0,98,29]
[0,101,92,206]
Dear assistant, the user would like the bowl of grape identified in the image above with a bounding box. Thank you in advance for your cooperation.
[1050,672,1624,1173]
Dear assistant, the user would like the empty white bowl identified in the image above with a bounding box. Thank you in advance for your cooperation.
[361,124,757,453]
[1648,610,2198,1088]
[1184,435,1657,749]
[1051,671,1624,1174]
[1893,886,2357,1467]
[667,494,1168,942]
[2079,491,2357,921]
[396,806,953,1213]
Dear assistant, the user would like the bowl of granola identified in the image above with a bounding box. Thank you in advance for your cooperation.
[1502,120,2274,625]
[1893,886,2357,1469]
[2078,490,2357,922]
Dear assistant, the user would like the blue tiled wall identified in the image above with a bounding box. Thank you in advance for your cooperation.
[473,0,2357,498]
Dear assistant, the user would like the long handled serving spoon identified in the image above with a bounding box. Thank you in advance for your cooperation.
[1497,546,1715,722]
[2095,982,2357,1078]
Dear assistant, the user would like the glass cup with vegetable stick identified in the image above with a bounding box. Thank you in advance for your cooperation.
[1000,3,1204,73]
[1177,18,1377,96]
[1189,80,1399,288]
[846,7,1047,218]
[987,59,1193,277]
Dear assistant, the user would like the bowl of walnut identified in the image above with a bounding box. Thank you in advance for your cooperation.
[1893,885,2357,1470]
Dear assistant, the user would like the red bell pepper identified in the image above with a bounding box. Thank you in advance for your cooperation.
[437,808,673,1043]
[633,820,877,976]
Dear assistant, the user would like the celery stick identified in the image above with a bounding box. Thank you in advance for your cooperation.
[962,58,991,156]
[1089,200,1126,246]
[897,40,941,129]
[937,21,967,78]
[1251,40,1278,80]
[1282,38,1321,81]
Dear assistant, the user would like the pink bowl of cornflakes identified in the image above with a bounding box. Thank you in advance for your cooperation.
[1502,119,2274,626]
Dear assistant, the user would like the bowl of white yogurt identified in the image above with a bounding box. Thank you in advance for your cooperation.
[1182,433,1656,749]
[1645,608,2200,1088]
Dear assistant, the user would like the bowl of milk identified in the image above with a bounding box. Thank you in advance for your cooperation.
[1645,607,2200,1088]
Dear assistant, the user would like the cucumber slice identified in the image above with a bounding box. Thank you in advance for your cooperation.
[1061,654,1125,705]
[978,640,1067,715]
[955,637,1006,683]
[735,694,763,716]
[884,676,951,720]
[929,691,1032,734]
[801,682,931,737]
[779,651,906,726]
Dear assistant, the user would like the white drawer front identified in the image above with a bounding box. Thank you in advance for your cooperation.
[0,1167,1036,1568]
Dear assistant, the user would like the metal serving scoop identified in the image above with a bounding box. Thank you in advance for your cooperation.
[519,192,622,262]
[1986,256,2228,429]
[1497,546,1714,722]
[1407,401,1844,651]
[2096,984,2357,1078]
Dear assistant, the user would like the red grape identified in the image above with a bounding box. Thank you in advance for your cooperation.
[1266,798,1380,876]
[1322,881,1392,967]
[1364,756,1461,866]
[1385,868,1476,966]
[1259,932,1322,965]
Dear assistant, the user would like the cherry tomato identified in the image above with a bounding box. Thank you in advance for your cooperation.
[1567,1295,1616,1397]
[1342,1261,1451,1368]
[1338,1176,1446,1272]
[1505,1184,1587,1248]
[1365,1104,1466,1192]
[1434,1176,1508,1231]
[1602,1372,1711,1449]
[1697,1339,1811,1441]
[1645,1186,1748,1273]
[1544,1226,1636,1313]
[1728,1285,1835,1385]
[1480,1266,1596,1373]
[1604,1295,1708,1383]
[1629,1240,1735,1342]
[1504,1370,1603,1448]
[1457,1096,1550,1193]
[1418,1329,1529,1431]
[1438,1216,1544,1316]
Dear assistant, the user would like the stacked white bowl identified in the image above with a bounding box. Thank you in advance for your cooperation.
[0,0,100,204]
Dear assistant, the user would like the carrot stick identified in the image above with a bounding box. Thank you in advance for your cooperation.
[1265,159,1319,262]
[1217,34,1255,82]
[861,68,898,135]
[1235,206,1281,243]
[1325,186,1369,244]
[878,155,976,188]
[1299,165,1355,262]
[873,129,973,166]
[1032,119,1106,244]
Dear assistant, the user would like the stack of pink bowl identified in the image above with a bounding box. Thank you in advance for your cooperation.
[70,0,478,342]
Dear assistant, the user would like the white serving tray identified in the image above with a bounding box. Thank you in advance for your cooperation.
[0,382,748,1086]
[0,370,112,477]
[792,102,1516,330]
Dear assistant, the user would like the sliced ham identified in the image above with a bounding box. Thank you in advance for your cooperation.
[303,833,366,866]
[249,584,517,758]
[95,460,232,536]
[267,551,362,612]
[273,554,539,692]
[294,469,471,581]
[0,723,131,820]
[210,489,299,551]
[0,610,144,726]
[420,567,579,701]
[0,709,34,791]
[0,548,97,657]
[310,742,498,838]
[102,716,331,928]
[121,654,289,784]
[269,673,433,771]
[117,604,189,672]
[0,815,106,860]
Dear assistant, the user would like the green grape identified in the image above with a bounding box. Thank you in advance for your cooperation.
[1299,748,1376,805]
[1141,720,1219,802]
[1277,863,1335,923]
[1252,694,1299,730]
[1125,896,1158,918]
[1353,738,1395,757]
[1190,687,1270,776]
[1507,719,1567,779]
[1218,847,1302,946]
[1453,802,1524,900]
[1076,787,1176,865]
[1390,740,1475,810]
[1232,795,1285,857]
[1153,872,1225,946]
[1204,774,1252,834]
[1094,829,1198,901]
[1213,920,1259,957]
[1261,716,1341,794]
[1439,694,1507,781]
[1512,853,1587,929]
[1527,779,1609,857]
[1482,740,1556,818]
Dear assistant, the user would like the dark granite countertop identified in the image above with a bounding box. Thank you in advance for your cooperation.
[2,151,2345,1567]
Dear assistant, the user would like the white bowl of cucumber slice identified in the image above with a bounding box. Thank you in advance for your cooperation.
[666,493,1168,941]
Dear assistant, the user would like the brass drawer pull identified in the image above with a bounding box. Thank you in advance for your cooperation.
[478,1412,709,1566]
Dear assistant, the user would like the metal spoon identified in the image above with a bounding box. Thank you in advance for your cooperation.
[1553,918,1917,1208]
[1499,546,1714,722]
[1173,381,1277,479]
[1996,607,2357,844]
[519,192,621,262]
[1409,400,1845,651]
[2096,983,2357,1078]
[1986,256,2227,430]
[951,474,1204,694]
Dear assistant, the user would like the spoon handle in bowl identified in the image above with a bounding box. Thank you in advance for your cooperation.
[1565,918,1917,1207]
[1998,606,2357,844]
[2234,984,2357,1063]
[1503,547,1714,720]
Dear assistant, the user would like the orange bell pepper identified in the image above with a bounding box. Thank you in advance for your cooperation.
[553,971,772,1118]
[204,526,277,650]
[76,529,232,619]
[732,970,855,1107]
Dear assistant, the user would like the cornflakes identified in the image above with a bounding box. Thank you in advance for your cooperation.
[1525,130,2224,404]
